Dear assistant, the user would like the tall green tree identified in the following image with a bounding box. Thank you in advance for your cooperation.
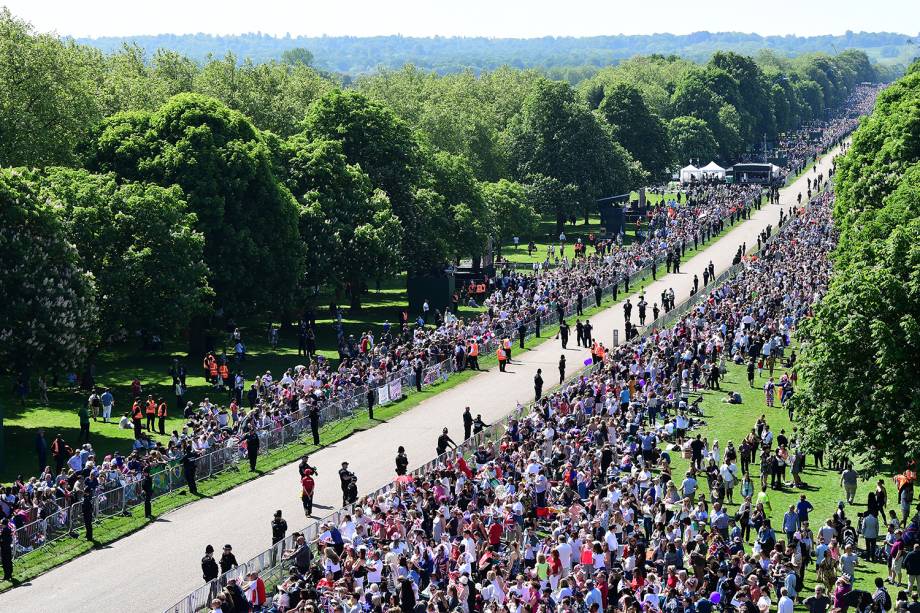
[301,90,450,274]
[39,168,211,340]
[794,70,920,471]
[507,79,644,229]
[283,137,402,309]
[667,116,719,166]
[85,93,304,320]
[523,173,580,236]
[0,9,102,167]
[0,168,98,376]
[597,82,673,178]
[482,179,539,248]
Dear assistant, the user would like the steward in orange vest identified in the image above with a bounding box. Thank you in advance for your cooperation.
[131,400,143,438]
[145,396,156,432]
[156,399,168,435]
[497,347,507,372]
[467,340,481,371]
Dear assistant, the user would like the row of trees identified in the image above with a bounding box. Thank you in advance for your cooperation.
[0,8,887,377]
[794,60,920,471]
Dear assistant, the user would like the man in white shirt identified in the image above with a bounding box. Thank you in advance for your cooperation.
[555,535,573,576]
[777,588,794,613]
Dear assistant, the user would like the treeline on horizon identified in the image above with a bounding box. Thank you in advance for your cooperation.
[0,7,888,378]
[793,59,920,472]
[74,30,917,78]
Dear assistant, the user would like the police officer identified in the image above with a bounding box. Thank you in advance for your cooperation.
[245,426,260,472]
[462,407,473,440]
[559,320,570,349]
[309,405,320,445]
[201,545,219,583]
[558,355,566,384]
[338,462,355,506]
[437,428,457,455]
[1,522,12,582]
[534,369,544,401]
[182,444,199,495]
[395,446,409,475]
[298,454,317,478]
[271,510,288,547]
[142,466,154,519]
[82,491,94,541]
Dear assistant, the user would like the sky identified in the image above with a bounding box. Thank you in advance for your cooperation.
[3,0,918,39]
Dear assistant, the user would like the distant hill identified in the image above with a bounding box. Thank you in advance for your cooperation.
[75,31,919,75]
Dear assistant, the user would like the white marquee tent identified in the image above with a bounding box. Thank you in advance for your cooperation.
[679,164,701,184]
[700,161,726,180]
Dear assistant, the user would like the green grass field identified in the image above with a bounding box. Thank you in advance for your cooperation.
[670,358,891,595]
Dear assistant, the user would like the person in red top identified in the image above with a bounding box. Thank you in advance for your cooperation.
[243,570,266,608]
[488,520,503,551]
[300,469,315,517]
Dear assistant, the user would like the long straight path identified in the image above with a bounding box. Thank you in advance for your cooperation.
[0,148,839,613]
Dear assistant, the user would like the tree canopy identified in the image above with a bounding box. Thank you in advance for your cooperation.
[794,69,920,471]
[84,93,304,318]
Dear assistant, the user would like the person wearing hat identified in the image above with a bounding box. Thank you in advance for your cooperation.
[202,545,219,582]
[271,510,288,548]
[339,461,356,506]
[219,544,238,575]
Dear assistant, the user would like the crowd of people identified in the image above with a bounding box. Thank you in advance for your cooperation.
[192,177,920,613]
[775,84,883,180]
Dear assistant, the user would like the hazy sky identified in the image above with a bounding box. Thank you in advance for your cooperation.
[4,0,918,38]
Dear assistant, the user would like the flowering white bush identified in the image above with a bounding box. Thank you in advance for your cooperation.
[0,168,98,375]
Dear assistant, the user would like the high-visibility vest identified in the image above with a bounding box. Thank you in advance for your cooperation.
[132,403,142,420]
[209,362,218,376]
[219,364,229,379]
[146,400,156,415]
[469,342,479,357]
[157,402,167,418]
[497,348,506,361]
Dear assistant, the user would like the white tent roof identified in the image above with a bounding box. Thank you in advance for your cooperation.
[700,161,725,171]
[681,164,699,172]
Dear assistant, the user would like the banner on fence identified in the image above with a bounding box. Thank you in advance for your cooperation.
[389,379,402,402]
[377,382,391,405]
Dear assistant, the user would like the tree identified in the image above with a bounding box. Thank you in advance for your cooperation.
[301,90,448,274]
[283,137,401,309]
[0,9,102,167]
[667,116,718,166]
[281,47,314,66]
[794,69,920,471]
[425,150,489,262]
[0,168,98,377]
[482,179,539,248]
[39,168,211,341]
[523,173,580,236]
[508,79,644,228]
[597,82,672,178]
[85,93,304,321]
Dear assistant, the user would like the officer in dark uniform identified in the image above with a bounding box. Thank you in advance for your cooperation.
[462,407,473,440]
[1,522,13,582]
[437,428,457,455]
[298,455,317,478]
[338,462,355,506]
[182,444,199,495]
[395,446,409,476]
[245,426,260,471]
[534,369,544,401]
[142,467,154,519]
[559,355,566,384]
[309,405,320,445]
[559,320,570,349]
[82,491,94,541]
[271,510,288,547]
[202,544,219,582]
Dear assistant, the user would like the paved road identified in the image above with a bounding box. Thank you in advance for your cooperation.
[0,148,838,612]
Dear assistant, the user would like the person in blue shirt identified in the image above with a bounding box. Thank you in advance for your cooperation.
[796,494,814,527]
[619,387,630,411]
[783,505,800,543]
[584,580,603,610]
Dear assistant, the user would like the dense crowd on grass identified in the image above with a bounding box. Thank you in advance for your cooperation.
[190,186,920,613]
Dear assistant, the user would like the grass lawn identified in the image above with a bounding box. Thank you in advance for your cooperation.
[666,358,890,595]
